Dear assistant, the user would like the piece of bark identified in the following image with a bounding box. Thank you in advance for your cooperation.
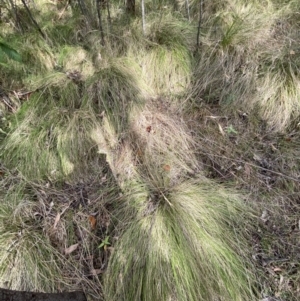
[0,288,87,301]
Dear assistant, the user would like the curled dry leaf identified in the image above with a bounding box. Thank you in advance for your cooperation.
[89,215,97,230]
[65,243,79,255]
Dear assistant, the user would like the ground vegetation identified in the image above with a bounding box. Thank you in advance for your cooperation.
[0,1,299,300]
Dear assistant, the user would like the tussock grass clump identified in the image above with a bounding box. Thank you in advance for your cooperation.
[2,109,99,180]
[21,36,56,72]
[2,80,99,180]
[142,14,193,95]
[192,0,278,98]
[0,180,64,292]
[57,45,95,80]
[190,0,300,131]
[129,101,198,181]
[104,179,257,301]
[44,22,79,46]
[2,55,146,180]
[87,57,147,133]
[0,34,55,90]
[108,13,194,95]
[136,14,194,95]
[252,2,300,130]
[91,99,257,300]
[91,99,199,189]
[136,43,192,95]
[254,58,300,131]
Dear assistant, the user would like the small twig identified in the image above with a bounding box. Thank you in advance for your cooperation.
[96,0,105,45]
[185,0,190,21]
[58,0,70,20]
[161,192,173,207]
[0,88,16,112]
[141,0,146,35]
[197,150,300,183]
[107,0,112,29]
[20,0,45,39]
[196,0,203,49]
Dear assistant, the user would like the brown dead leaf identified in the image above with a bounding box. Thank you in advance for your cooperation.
[90,269,103,275]
[89,216,97,230]
[65,243,79,255]
[163,165,171,172]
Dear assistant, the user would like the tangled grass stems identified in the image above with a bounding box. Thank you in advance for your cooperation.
[129,103,199,182]
[0,181,65,292]
[188,0,300,131]
[104,179,257,301]
[3,56,147,180]
[2,87,100,180]
[57,45,95,80]
[106,12,194,95]
[91,100,199,190]
[86,57,147,133]
[132,13,194,96]
[0,166,121,298]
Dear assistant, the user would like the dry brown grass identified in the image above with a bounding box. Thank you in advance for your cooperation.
[184,102,300,300]
[0,163,121,300]
[1,1,300,300]
[91,98,200,189]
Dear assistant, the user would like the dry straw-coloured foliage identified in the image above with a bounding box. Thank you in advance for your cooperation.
[190,0,300,131]
[184,103,300,300]
[1,0,300,300]
[104,178,257,301]
[91,99,199,187]
[91,100,257,301]
[0,178,65,292]
[2,55,147,181]
[108,12,194,96]
[0,165,120,299]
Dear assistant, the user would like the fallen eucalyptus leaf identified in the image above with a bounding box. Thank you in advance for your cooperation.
[65,243,79,255]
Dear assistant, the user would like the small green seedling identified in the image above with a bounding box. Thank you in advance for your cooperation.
[98,236,110,251]
[226,124,238,135]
